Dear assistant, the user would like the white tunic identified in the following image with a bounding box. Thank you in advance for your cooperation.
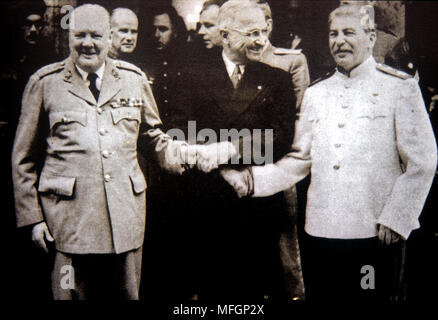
[253,57,437,239]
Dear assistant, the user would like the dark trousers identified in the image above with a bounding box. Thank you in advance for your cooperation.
[51,247,142,300]
[301,234,403,301]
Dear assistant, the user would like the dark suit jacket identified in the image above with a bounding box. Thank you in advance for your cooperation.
[188,57,298,300]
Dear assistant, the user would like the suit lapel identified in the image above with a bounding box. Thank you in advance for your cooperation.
[227,63,265,123]
[63,58,96,105]
[97,59,121,107]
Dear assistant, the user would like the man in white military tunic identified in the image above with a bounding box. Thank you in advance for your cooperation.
[222,4,437,300]
[11,4,220,300]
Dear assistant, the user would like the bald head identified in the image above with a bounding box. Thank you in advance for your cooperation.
[69,4,111,72]
[110,8,139,57]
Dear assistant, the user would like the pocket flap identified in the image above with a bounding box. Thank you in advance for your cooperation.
[129,173,146,194]
[49,111,87,129]
[356,107,389,120]
[111,108,141,125]
[38,174,77,196]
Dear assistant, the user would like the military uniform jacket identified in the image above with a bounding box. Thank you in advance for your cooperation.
[12,57,180,254]
[260,42,310,109]
[253,57,437,240]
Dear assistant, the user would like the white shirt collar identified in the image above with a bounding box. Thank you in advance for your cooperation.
[222,50,245,78]
[75,62,106,81]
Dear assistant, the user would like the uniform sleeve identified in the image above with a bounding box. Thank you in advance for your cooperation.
[11,75,47,227]
[377,79,438,239]
[252,90,313,197]
[290,53,310,110]
[138,76,187,175]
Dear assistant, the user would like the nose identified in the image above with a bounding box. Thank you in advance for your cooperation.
[30,24,37,32]
[198,25,206,36]
[154,29,160,39]
[254,33,268,47]
[334,34,346,47]
[82,34,93,46]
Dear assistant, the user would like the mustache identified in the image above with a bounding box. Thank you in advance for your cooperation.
[334,48,353,54]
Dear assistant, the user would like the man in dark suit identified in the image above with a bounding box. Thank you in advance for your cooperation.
[190,0,297,301]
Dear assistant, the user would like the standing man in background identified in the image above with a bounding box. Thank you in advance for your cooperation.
[109,8,139,62]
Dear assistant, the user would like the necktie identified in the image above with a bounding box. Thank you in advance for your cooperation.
[231,65,242,89]
[87,72,100,101]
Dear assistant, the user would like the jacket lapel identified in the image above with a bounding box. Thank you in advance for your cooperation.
[63,58,96,105]
[227,63,264,122]
[97,59,121,107]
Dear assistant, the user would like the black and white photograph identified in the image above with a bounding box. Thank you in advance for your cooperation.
[1,0,437,315]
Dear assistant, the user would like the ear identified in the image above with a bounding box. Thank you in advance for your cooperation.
[368,30,376,48]
[220,30,228,44]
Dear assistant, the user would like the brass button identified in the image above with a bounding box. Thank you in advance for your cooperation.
[62,116,69,123]
[163,73,168,78]
[97,108,103,114]
[334,143,341,148]
[164,99,168,103]
[104,174,111,182]
[163,61,168,66]
[102,150,110,158]
[163,86,168,90]
[333,165,340,170]
[99,128,107,136]
[338,123,345,128]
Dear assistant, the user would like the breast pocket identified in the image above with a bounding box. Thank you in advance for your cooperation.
[49,111,87,131]
[48,111,87,149]
[111,108,141,135]
[354,107,392,143]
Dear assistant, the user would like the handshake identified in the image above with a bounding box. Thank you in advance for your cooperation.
[179,141,239,173]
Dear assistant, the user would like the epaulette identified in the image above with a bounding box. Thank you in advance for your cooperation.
[376,63,412,80]
[309,69,336,87]
[273,47,302,55]
[33,61,65,80]
[114,59,144,76]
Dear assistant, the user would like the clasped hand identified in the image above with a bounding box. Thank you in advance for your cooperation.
[180,141,238,173]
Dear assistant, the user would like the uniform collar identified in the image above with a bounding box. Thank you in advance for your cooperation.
[336,56,376,80]
[75,62,106,81]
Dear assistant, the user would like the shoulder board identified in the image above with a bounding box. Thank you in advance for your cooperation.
[309,69,336,87]
[114,60,144,76]
[376,63,412,80]
[33,61,65,80]
[273,48,302,55]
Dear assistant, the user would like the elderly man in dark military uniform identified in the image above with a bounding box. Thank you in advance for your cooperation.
[11,4,216,300]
